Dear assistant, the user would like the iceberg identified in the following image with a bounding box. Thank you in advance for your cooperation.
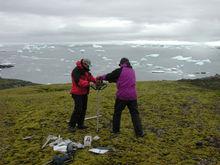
[145,54,160,58]
[172,56,211,65]
[102,56,112,61]
[152,70,165,73]
[186,74,196,78]
[95,49,105,52]
[17,50,23,53]
[140,58,148,61]
[80,49,85,53]
[172,56,192,61]
[68,49,75,53]
[93,44,103,48]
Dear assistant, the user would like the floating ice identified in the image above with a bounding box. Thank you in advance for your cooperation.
[150,64,184,75]
[130,60,139,64]
[35,68,41,72]
[80,49,85,53]
[64,73,70,76]
[68,49,75,53]
[152,70,165,73]
[195,61,204,65]
[172,56,192,61]
[20,55,53,60]
[68,44,75,47]
[172,56,211,65]
[93,44,103,48]
[145,54,160,57]
[60,58,65,62]
[147,64,153,67]
[186,74,196,78]
[205,41,220,48]
[154,66,164,69]
[1,61,14,65]
[177,64,184,68]
[48,45,55,49]
[140,58,148,61]
[130,45,139,48]
[171,68,178,71]
[95,49,105,52]
[202,59,211,63]
[102,56,112,61]
[17,50,23,53]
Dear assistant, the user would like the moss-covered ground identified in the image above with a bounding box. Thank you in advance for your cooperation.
[0,81,219,165]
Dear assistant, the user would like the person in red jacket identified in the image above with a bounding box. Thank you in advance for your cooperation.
[68,58,96,132]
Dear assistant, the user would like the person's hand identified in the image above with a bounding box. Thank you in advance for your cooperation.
[96,76,103,81]
[89,82,95,86]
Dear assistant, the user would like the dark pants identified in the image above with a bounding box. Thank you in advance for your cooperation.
[69,94,88,128]
[113,98,143,136]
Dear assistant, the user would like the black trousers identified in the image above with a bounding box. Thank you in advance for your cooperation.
[69,94,88,128]
[113,98,143,136]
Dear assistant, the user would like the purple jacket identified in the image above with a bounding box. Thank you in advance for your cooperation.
[101,64,137,100]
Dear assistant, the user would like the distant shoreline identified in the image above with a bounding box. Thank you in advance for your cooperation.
[0,77,38,90]
[0,74,219,90]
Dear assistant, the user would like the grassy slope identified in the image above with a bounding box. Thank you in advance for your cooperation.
[0,81,219,165]
[0,77,38,90]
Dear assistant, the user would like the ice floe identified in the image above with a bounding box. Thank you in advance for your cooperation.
[186,74,196,78]
[140,58,148,62]
[95,49,105,52]
[48,45,55,49]
[150,65,184,75]
[151,70,165,73]
[171,56,211,65]
[0,61,15,65]
[20,55,54,60]
[102,56,112,61]
[205,41,220,48]
[35,68,41,72]
[17,50,23,53]
[145,54,160,57]
[64,73,70,76]
[80,49,85,53]
[172,56,191,61]
[130,45,140,48]
[93,44,103,48]
[68,49,75,53]
[68,44,75,47]
[147,63,153,67]
[22,44,56,52]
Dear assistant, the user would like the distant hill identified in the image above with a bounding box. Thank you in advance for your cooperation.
[0,77,38,90]
[178,74,220,90]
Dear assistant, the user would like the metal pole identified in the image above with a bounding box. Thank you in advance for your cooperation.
[96,90,100,132]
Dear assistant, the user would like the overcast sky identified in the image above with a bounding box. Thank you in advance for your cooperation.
[0,0,220,43]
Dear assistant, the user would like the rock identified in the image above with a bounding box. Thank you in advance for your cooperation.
[0,64,14,68]
[195,141,203,147]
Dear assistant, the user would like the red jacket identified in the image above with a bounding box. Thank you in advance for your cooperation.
[70,60,96,95]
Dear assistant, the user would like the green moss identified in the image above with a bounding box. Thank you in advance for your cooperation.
[0,81,219,164]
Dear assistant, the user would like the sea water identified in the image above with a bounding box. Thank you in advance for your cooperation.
[0,43,219,84]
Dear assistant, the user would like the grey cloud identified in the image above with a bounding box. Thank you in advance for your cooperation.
[0,0,220,43]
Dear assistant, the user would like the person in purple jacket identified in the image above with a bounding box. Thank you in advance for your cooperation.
[97,58,144,137]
